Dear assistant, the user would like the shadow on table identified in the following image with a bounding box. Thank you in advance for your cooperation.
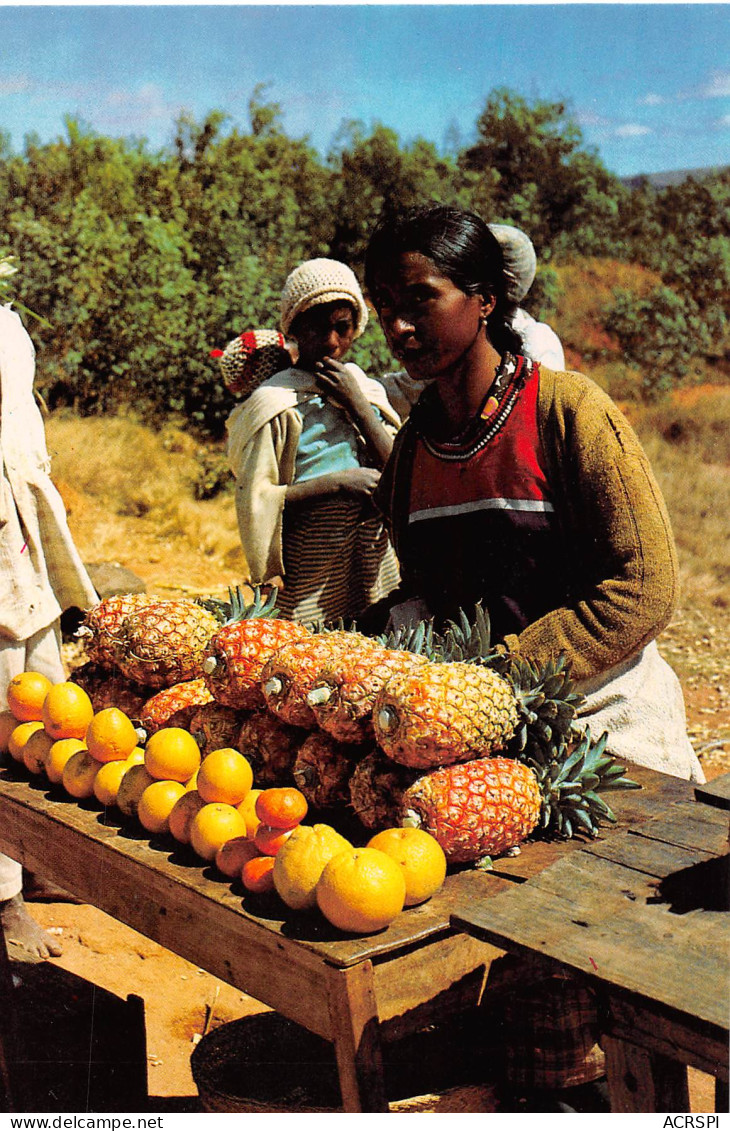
[649,853,730,913]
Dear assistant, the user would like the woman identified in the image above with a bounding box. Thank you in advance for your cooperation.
[364,203,701,783]
[224,258,400,625]
[364,202,703,1112]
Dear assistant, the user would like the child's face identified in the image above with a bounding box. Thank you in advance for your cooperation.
[292,302,356,369]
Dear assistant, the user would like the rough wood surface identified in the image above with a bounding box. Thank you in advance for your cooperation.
[695,772,730,810]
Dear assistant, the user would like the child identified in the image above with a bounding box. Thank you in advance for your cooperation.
[1,295,98,958]
[219,259,401,625]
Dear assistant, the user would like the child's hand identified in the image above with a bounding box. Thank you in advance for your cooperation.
[335,467,381,498]
[314,358,370,415]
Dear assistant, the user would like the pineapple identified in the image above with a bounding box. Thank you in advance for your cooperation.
[201,588,311,710]
[374,662,520,769]
[76,594,153,669]
[112,598,224,689]
[189,702,249,754]
[70,661,150,718]
[261,629,379,729]
[292,732,371,809]
[350,732,640,864]
[237,709,307,785]
[306,645,429,744]
[138,679,214,738]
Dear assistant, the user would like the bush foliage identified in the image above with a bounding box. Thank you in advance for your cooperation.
[1,90,728,436]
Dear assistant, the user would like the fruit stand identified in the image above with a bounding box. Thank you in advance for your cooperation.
[0,758,696,1112]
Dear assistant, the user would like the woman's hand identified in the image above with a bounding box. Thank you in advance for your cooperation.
[335,467,381,498]
[285,467,381,506]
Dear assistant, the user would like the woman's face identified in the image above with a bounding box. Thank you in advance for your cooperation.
[291,301,356,369]
[371,252,492,381]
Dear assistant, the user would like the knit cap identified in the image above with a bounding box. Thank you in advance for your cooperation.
[488,224,537,305]
[211,329,291,396]
[280,258,368,339]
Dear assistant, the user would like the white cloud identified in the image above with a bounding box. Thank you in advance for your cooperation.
[614,124,652,138]
[0,76,32,96]
[700,72,730,99]
[718,114,730,128]
[101,83,176,128]
[638,93,665,107]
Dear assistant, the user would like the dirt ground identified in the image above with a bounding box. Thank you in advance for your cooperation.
[6,536,729,1114]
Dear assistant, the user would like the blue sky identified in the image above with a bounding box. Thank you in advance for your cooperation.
[0,4,728,176]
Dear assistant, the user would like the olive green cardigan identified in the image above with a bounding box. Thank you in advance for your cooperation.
[377,367,679,682]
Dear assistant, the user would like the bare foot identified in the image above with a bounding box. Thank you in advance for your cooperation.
[0,894,63,958]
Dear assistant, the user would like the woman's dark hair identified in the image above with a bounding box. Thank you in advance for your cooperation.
[364,204,523,357]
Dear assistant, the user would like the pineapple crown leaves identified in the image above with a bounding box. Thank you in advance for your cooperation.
[197,585,279,625]
[523,727,641,841]
[438,604,507,669]
[377,617,442,659]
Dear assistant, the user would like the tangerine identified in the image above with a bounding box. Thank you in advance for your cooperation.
[93,759,134,806]
[189,803,247,862]
[168,790,207,844]
[215,835,260,878]
[42,682,94,740]
[6,671,53,722]
[144,727,201,783]
[46,738,87,785]
[241,855,276,894]
[126,747,146,767]
[367,828,447,906]
[272,823,352,910]
[86,707,139,763]
[116,764,156,818]
[237,789,263,839]
[22,728,54,775]
[8,720,44,763]
[197,748,253,806]
[316,847,406,934]
[137,779,186,835]
[62,749,101,799]
[253,823,296,858]
[255,787,308,829]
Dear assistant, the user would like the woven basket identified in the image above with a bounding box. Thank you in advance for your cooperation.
[190,1011,498,1113]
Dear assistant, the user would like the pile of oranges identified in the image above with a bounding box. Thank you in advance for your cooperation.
[1,671,447,935]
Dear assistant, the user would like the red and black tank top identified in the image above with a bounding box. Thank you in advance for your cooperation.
[400,356,568,635]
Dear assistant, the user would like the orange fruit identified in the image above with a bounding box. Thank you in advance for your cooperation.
[86,707,139,763]
[237,789,263,839]
[197,748,253,806]
[46,737,87,785]
[42,681,94,740]
[22,728,54,775]
[116,764,156,818]
[253,824,296,857]
[272,823,353,910]
[137,779,186,835]
[189,803,247,862]
[168,789,207,845]
[367,827,447,906]
[126,747,146,767]
[144,727,201,783]
[6,671,53,721]
[255,787,308,829]
[8,720,45,763]
[62,749,101,799]
[316,847,406,934]
[93,759,134,806]
[0,709,18,754]
[242,855,276,893]
[185,767,199,791]
[215,835,260,878]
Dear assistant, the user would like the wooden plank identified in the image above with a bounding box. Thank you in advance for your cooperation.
[326,962,388,1113]
[695,774,730,811]
[630,801,730,855]
[603,1037,690,1113]
[608,999,729,1081]
[586,829,717,878]
[452,881,729,1030]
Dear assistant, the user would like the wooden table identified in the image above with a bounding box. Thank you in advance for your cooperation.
[0,758,696,1112]
[452,774,730,1113]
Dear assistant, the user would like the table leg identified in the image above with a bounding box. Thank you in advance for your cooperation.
[603,1036,690,1112]
[326,960,388,1113]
